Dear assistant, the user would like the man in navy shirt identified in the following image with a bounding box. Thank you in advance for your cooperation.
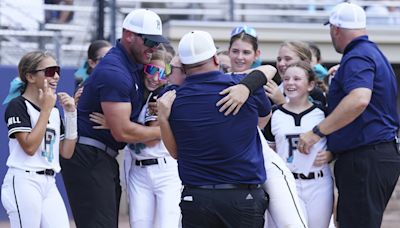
[158,30,271,227]
[61,9,168,228]
[299,3,400,227]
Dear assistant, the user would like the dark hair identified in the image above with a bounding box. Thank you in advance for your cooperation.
[229,32,258,52]
[87,40,112,74]
[307,42,321,62]
[18,51,55,85]
[88,40,111,61]
[285,60,316,82]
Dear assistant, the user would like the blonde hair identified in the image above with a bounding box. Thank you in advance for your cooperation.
[154,44,173,63]
[280,41,312,63]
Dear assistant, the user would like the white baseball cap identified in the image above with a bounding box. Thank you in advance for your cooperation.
[178,30,217,64]
[324,2,366,29]
[122,9,168,43]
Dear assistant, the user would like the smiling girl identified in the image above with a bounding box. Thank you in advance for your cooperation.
[265,61,333,228]
[1,51,77,228]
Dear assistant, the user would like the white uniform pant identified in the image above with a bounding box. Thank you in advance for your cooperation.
[1,168,69,228]
[127,156,182,228]
[258,129,308,228]
[296,167,333,228]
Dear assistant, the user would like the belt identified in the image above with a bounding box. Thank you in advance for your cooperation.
[186,184,261,190]
[354,140,397,151]
[26,169,55,176]
[78,136,118,158]
[135,158,167,166]
[292,170,323,180]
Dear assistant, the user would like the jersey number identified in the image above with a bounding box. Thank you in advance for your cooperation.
[42,128,56,162]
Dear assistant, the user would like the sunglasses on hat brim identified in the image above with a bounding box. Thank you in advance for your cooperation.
[144,64,169,81]
[230,26,257,39]
[31,66,61,78]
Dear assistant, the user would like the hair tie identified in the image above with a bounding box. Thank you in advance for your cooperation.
[2,77,25,105]
[313,64,329,80]
[74,60,90,82]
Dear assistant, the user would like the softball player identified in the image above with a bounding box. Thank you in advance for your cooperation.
[1,51,77,228]
[259,129,308,228]
[88,49,181,228]
[125,50,181,228]
[265,61,333,228]
[226,26,307,228]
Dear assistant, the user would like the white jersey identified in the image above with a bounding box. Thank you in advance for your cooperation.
[4,96,64,172]
[265,104,327,173]
[128,92,169,160]
[265,104,333,228]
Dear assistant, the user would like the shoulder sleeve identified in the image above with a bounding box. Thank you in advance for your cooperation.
[158,84,180,97]
[314,103,328,117]
[97,68,136,103]
[341,56,374,93]
[263,106,279,141]
[252,87,271,117]
[4,97,31,138]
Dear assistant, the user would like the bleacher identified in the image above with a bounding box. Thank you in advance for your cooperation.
[1,0,400,67]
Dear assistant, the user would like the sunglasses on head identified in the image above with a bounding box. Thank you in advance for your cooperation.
[32,66,61,78]
[137,34,160,48]
[230,26,257,39]
[144,64,168,81]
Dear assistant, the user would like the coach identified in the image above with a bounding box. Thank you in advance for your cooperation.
[158,30,270,227]
[60,9,168,228]
[298,2,400,228]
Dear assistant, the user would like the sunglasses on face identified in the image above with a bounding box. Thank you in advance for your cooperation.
[144,64,168,81]
[31,66,61,78]
[137,34,160,48]
[230,26,257,38]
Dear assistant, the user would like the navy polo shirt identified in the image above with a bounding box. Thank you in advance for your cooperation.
[327,36,399,153]
[169,71,271,186]
[77,40,144,151]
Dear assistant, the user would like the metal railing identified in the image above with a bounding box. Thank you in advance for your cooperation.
[0,0,400,66]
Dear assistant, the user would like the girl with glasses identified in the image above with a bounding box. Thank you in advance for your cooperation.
[90,47,181,228]
[127,49,181,228]
[1,51,77,228]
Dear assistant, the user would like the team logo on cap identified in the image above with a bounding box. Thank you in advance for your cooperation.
[156,20,161,31]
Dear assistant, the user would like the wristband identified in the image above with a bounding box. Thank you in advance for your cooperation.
[238,70,267,94]
[64,110,77,140]
[312,125,326,138]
